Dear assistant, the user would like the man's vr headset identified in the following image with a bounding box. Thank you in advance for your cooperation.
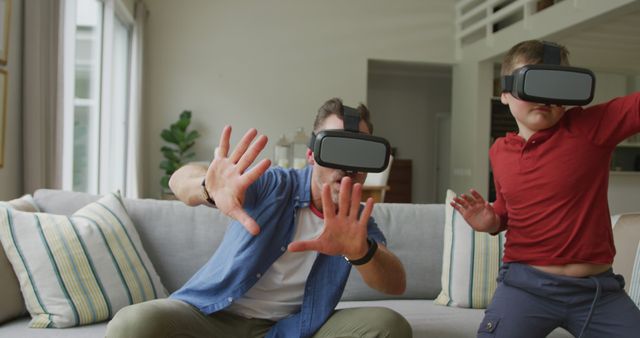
[308,105,391,173]
[501,42,595,106]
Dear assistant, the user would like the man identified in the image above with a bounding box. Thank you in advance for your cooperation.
[106,98,412,337]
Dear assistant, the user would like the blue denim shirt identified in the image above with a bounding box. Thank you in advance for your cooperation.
[171,166,386,338]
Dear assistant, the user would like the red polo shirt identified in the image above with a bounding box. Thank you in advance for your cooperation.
[490,93,640,265]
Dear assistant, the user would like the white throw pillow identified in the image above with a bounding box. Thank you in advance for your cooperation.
[0,193,167,328]
[629,240,640,309]
[434,189,505,309]
[0,194,40,324]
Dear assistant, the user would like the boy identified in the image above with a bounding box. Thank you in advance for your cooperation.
[451,40,640,337]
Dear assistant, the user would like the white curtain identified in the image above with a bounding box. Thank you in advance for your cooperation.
[22,0,66,193]
[124,1,147,198]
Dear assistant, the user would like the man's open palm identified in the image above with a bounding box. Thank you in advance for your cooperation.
[205,125,270,235]
[288,177,374,259]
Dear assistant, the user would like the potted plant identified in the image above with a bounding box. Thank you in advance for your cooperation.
[159,110,200,197]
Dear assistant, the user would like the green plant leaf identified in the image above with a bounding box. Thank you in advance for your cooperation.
[160,110,199,189]
[176,111,191,130]
[160,176,170,189]
[161,130,178,144]
[185,130,200,143]
[180,110,192,120]
[162,149,180,162]
[179,141,195,153]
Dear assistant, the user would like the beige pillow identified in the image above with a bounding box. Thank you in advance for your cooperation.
[0,193,167,328]
[434,189,505,308]
[0,195,40,324]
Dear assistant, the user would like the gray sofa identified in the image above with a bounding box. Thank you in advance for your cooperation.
[0,189,576,337]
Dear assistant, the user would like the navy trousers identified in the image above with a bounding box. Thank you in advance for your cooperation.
[478,263,640,338]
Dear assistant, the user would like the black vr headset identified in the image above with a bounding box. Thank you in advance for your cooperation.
[308,105,391,173]
[501,41,595,106]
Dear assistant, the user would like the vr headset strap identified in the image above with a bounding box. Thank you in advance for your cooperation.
[342,106,360,132]
[542,41,561,65]
[308,105,361,148]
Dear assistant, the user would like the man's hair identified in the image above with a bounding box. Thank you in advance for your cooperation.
[501,40,570,76]
[313,97,374,134]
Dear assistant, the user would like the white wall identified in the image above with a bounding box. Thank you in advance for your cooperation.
[0,0,22,200]
[141,0,455,198]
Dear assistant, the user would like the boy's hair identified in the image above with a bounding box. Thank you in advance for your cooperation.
[501,40,570,76]
[313,97,374,134]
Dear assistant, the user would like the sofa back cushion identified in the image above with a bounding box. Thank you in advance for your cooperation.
[34,189,231,293]
[341,203,445,301]
[34,190,446,300]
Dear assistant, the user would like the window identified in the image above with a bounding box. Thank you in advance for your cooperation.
[67,0,135,194]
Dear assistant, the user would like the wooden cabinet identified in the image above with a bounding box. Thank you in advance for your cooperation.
[385,159,412,203]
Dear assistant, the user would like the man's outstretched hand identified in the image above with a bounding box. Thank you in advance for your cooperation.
[288,177,374,260]
[204,125,271,235]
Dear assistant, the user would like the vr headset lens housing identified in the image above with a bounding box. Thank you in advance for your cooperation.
[503,64,595,106]
[312,130,391,173]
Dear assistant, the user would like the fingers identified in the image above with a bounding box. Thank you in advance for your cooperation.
[236,134,268,173]
[469,189,486,203]
[227,208,261,236]
[358,197,374,226]
[349,182,363,220]
[216,126,232,158]
[287,239,320,253]
[242,158,272,185]
[338,177,352,218]
[229,128,258,164]
[321,183,335,219]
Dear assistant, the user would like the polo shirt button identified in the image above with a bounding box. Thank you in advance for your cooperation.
[532,140,536,144]
[281,246,286,252]
[227,297,233,303]
[256,273,262,278]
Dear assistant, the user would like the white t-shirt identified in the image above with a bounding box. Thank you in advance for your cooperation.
[226,207,324,320]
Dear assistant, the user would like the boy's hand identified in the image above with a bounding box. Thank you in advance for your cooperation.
[287,176,374,259]
[450,189,501,233]
[205,125,271,235]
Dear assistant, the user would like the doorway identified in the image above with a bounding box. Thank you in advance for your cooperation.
[367,60,452,203]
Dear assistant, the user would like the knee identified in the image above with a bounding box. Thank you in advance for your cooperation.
[368,307,412,338]
[106,300,176,338]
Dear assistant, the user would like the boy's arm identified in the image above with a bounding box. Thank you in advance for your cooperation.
[575,92,640,147]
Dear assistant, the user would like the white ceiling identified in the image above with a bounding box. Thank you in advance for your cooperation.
[556,7,640,74]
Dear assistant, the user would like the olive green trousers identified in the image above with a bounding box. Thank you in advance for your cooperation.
[105,298,412,338]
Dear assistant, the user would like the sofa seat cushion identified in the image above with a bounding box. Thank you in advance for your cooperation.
[337,300,573,338]
[0,317,107,338]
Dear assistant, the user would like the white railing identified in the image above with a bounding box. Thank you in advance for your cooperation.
[455,0,565,51]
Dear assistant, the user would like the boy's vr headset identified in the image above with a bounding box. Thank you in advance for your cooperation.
[308,105,391,173]
[501,42,595,106]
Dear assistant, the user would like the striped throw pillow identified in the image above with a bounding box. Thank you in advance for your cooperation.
[434,189,505,308]
[0,193,167,328]
[629,240,640,309]
[0,195,40,324]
